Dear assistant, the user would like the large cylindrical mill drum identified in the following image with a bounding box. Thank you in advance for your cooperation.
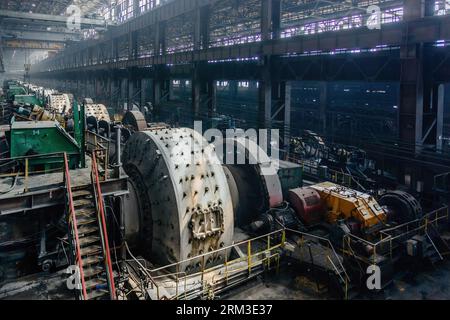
[122,127,234,270]
[223,137,283,227]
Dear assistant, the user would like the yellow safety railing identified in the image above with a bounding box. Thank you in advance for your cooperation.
[343,206,449,266]
[283,226,351,299]
[85,130,110,180]
[145,229,286,300]
[0,152,68,193]
[287,155,364,189]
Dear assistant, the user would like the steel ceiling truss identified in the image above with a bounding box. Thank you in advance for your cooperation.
[0,1,111,53]
[27,0,450,76]
[0,0,109,16]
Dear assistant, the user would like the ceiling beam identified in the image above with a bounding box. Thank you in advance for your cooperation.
[2,30,81,42]
[3,39,65,50]
[0,9,111,28]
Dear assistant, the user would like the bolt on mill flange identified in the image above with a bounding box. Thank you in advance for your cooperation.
[123,127,233,271]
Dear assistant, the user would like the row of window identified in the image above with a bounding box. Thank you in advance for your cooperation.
[99,0,166,22]
[98,1,450,25]
[171,80,254,88]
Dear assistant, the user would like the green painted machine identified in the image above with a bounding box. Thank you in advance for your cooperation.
[13,95,43,107]
[5,101,86,171]
[277,160,303,198]
[2,80,43,106]
[9,120,81,170]
[6,86,28,101]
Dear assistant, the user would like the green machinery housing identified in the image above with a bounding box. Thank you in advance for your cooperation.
[13,94,43,107]
[2,80,43,106]
[5,102,86,171]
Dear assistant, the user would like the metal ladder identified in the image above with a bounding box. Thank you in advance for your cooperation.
[64,153,116,300]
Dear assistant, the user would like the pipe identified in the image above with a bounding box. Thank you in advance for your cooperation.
[115,125,122,167]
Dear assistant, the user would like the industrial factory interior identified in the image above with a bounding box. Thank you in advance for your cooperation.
[4,0,450,306]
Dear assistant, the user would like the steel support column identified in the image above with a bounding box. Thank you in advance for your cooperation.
[153,66,169,107]
[192,63,201,118]
[207,79,217,116]
[319,81,328,134]
[284,81,291,156]
[133,0,140,17]
[259,61,272,129]
[399,0,426,150]
[155,21,166,56]
[437,84,445,151]
[129,31,138,61]
[261,0,273,41]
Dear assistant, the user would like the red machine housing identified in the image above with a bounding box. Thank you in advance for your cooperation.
[288,187,324,225]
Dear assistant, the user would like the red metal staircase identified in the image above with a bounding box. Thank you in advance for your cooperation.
[64,152,116,300]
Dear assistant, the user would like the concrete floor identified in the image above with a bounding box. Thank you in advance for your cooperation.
[0,270,73,300]
[224,264,327,300]
[3,258,450,300]
[227,259,450,300]
[384,260,450,300]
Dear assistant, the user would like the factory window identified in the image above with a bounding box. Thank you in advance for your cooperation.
[381,7,403,24]
[217,81,229,87]
[435,0,450,15]
[83,29,99,40]
[280,3,403,39]
[117,0,134,22]
[99,4,114,21]
[139,0,151,13]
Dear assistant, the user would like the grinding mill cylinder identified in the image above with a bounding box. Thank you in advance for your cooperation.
[223,137,283,227]
[122,128,234,270]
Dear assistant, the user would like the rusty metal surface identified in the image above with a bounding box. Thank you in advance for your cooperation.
[123,127,233,269]
[0,175,128,216]
[122,110,147,132]
[222,137,283,227]
[229,137,283,207]
[47,93,71,115]
[84,103,111,122]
